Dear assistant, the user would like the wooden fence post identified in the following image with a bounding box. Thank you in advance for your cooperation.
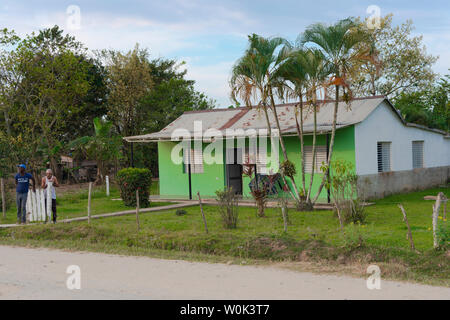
[135,189,140,231]
[197,192,208,234]
[398,204,415,251]
[281,206,288,233]
[1,178,6,219]
[87,182,92,225]
[432,193,443,249]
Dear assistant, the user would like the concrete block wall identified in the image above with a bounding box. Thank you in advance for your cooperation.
[358,165,449,199]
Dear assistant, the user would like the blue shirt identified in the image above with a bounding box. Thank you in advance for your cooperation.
[15,173,33,193]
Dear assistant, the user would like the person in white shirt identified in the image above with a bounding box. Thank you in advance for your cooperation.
[41,169,59,223]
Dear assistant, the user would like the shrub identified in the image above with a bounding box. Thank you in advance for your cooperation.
[436,219,449,249]
[335,199,368,225]
[327,160,366,227]
[341,223,367,249]
[215,187,239,229]
[175,209,187,216]
[116,168,152,207]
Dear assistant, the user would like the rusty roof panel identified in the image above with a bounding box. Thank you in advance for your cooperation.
[125,97,419,142]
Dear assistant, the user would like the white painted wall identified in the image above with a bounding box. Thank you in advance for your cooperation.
[354,101,450,175]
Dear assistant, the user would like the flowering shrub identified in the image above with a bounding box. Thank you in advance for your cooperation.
[116,168,152,207]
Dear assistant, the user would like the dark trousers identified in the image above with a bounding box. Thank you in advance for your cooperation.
[45,198,57,222]
[16,192,28,223]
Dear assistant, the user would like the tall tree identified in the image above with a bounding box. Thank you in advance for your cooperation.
[12,26,91,178]
[353,14,437,99]
[394,73,449,132]
[281,48,331,207]
[301,18,374,205]
[230,34,301,201]
[99,44,153,166]
[0,28,21,136]
[137,58,215,174]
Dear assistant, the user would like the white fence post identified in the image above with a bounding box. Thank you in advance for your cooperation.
[25,187,50,223]
[46,181,53,222]
[30,190,37,222]
[40,189,46,221]
[106,176,110,197]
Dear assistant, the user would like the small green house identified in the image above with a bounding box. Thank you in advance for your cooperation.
[125,96,450,201]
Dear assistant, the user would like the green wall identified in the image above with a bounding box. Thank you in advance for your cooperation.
[158,141,225,198]
[158,125,356,202]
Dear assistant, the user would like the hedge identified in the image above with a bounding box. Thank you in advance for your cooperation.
[116,168,152,207]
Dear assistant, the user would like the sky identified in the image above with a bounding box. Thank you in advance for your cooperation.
[1,0,449,107]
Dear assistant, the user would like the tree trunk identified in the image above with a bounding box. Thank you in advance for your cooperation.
[294,96,306,196]
[261,102,296,201]
[3,108,11,136]
[49,156,60,181]
[306,100,317,204]
[269,88,300,200]
[311,85,340,204]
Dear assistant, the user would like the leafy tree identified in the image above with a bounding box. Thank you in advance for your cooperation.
[98,44,153,167]
[394,73,449,132]
[353,14,438,99]
[70,117,121,184]
[136,58,215,174]
[0,28,21,136]
[10,26,91,178]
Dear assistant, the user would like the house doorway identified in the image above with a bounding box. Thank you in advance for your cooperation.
[226,148,243,195]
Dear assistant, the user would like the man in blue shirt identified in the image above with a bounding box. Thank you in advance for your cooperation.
[15,164,36,224]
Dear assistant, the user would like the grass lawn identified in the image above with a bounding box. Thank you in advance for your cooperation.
[0,185,448,286]
[0,181,170,225]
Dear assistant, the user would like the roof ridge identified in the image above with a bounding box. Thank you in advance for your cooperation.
[183,95,386,114]
[219,108,250,130]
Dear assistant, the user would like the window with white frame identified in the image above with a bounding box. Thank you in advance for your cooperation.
[377,142,391,172]
[304,145,327,173]
[412,141,424,169]
[183,147,204,174]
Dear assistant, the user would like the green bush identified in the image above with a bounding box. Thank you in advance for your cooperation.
[215,187,239,229]
[436,219,449,249]
[116,168,152,207]
[341,223,367,249]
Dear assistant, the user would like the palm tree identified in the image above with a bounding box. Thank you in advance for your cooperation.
[300,18,373,204]
[230,34,301,201]
[281,48,331,208]
[69,117,121,185]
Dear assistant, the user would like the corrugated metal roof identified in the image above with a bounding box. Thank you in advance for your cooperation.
[124,96,446,142]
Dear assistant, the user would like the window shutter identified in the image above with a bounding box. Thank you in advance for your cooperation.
[412,141,424,169]
[184,147,204,174]
[256,148,267,174]
[304,145,327,173]
[192,147,203,173]
[377,142,391,172]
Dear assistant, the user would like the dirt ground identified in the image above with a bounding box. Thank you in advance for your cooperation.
[0,245,449,300]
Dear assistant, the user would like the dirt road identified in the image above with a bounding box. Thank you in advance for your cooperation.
[0,245,448,299]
